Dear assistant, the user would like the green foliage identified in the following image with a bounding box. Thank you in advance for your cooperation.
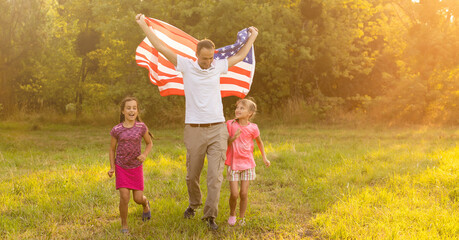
[300,0,323,20]
[363,0,459,125]
[75,29,101,56]
[368,66,428,124]
[309,90,346,119]
[1,0,458,125]
[425,67,459,124]
[0,0,48,113]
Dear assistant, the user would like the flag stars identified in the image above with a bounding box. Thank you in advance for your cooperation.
[212,28,252,62]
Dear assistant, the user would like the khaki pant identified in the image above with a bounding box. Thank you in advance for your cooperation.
[184,123,229,219]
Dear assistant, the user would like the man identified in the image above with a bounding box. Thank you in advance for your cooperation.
[135,14,258,230]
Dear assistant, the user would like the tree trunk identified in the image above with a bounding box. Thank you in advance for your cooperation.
[0,71,16,117]
[75,56,88,119]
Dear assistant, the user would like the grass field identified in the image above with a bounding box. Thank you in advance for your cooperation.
[0,121,458,239]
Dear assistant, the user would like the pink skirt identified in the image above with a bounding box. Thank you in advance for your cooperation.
[115,164,144,191]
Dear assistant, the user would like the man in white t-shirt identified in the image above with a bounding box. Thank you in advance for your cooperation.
[136,14,258,230]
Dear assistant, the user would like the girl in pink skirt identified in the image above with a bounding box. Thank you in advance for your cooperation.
[108,96,153,234]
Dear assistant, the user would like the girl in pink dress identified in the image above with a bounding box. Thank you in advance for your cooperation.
[108,97,153,234]
[225,99,271,226]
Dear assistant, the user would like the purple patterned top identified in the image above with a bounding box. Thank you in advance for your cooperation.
[110,122,147,169]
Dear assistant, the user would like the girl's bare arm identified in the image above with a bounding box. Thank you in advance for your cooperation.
[108,136,118,177]
[255,135,270,167]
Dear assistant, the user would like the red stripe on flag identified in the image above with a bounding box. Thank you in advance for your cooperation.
[157,57,176,70]
[136,54,158,71]
[146,18,198,51]
[228,65,252,78]
[156,77,183,86]
[138,41,158,54]
[139,38,195,61]
[220,77,250,89]
[159,88,185,96]
[147,18,198,45]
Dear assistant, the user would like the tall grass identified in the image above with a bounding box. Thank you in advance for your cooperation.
[0,121,457,239]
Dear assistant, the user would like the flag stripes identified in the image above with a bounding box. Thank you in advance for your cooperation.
[135,17,255,98]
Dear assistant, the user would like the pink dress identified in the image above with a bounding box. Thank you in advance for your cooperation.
[110,122,147,191]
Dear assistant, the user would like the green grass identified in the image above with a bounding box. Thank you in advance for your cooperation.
[0,121,458,239]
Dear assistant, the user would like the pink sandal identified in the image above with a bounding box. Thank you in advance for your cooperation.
[228,216,237,226]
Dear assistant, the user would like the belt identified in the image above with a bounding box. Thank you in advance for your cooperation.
[187,122,224,127]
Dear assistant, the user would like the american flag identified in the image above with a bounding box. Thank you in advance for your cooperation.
[135,17,255,98]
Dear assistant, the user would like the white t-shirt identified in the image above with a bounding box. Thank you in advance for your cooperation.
[176,55,228,124]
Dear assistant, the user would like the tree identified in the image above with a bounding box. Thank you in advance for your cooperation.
[0,0,47,116]
[370,0,459,123]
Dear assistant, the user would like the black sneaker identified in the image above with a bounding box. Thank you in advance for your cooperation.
[206,217,218,230]
[184,207,195,219]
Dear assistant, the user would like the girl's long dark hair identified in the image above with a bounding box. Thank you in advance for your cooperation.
[119,96,154,138]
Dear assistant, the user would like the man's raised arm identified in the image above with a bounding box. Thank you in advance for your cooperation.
[136,14,177,66]
[227,26,259,68]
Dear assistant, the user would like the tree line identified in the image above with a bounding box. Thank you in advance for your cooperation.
[1,0,457,125]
